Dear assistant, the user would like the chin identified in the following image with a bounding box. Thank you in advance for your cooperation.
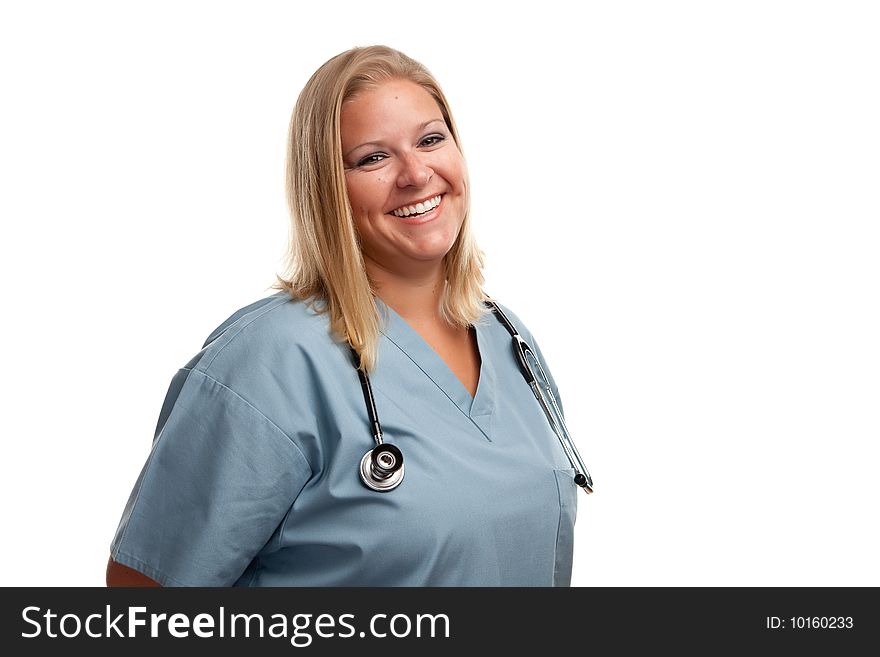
[408,237,459,261]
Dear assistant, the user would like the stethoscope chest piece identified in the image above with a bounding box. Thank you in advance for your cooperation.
[360,443,405,492]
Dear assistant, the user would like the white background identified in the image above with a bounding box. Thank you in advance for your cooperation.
[1,0,877,586]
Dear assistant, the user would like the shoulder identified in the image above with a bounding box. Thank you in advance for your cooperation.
[199,292,294,348]
[481,299,540,343]
[484,298,563,398]
[183,291,337,377]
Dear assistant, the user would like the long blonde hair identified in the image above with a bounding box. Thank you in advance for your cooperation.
[275,45,489,372]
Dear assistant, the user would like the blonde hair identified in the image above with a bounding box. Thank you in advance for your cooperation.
[275,45,489,372]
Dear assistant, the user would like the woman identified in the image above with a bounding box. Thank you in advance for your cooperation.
[107,45,586,587]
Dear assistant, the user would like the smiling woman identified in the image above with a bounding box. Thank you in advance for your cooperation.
[106,45,583,587]
[342,80,468,275]
[338,77,480,395]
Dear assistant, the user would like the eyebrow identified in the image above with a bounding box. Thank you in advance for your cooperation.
[344,118,446,160]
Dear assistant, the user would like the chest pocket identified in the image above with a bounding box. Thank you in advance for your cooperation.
[553,468,578,586]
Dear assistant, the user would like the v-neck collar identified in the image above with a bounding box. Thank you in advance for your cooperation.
[376,297,497,441]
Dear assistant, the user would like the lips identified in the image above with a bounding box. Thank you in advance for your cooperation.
[387,193,444,218]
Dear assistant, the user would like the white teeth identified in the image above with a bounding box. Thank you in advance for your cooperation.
[391,195,441,217]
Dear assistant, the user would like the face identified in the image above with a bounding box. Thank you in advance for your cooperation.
[340,78,468,278]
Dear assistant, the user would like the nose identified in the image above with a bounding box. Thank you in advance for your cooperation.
[396,152,434,188]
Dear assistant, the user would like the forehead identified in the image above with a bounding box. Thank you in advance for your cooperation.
[341,79,443,140]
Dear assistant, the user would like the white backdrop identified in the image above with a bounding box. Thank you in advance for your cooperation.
[1,0,877,586]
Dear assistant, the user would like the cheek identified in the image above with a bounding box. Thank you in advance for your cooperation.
[346,180,378,217]
[440,153,467,192]
[352,177,389,209]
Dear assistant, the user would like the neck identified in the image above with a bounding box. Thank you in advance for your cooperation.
[365,256,446,324]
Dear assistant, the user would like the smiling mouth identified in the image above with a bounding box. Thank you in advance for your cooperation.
[388,194,444,218]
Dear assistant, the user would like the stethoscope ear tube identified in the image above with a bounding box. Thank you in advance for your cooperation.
[486,300,594,494]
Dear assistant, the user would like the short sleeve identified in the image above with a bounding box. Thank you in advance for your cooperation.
[110,368,312,586]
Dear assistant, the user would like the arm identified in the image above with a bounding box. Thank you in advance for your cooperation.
[108,371,312,586]
[106,556,161,587]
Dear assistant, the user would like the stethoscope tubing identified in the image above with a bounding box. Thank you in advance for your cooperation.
[352,348,384,445]
[489,301,593,493]
[354,298,594,494]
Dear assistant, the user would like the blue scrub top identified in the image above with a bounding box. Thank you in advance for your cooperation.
[111,292,578,586]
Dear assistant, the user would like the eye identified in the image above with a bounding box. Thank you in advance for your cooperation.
[421,134,446,147]
[356,153,387,167]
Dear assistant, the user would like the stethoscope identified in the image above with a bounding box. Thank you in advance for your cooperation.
[350,300,593,494]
